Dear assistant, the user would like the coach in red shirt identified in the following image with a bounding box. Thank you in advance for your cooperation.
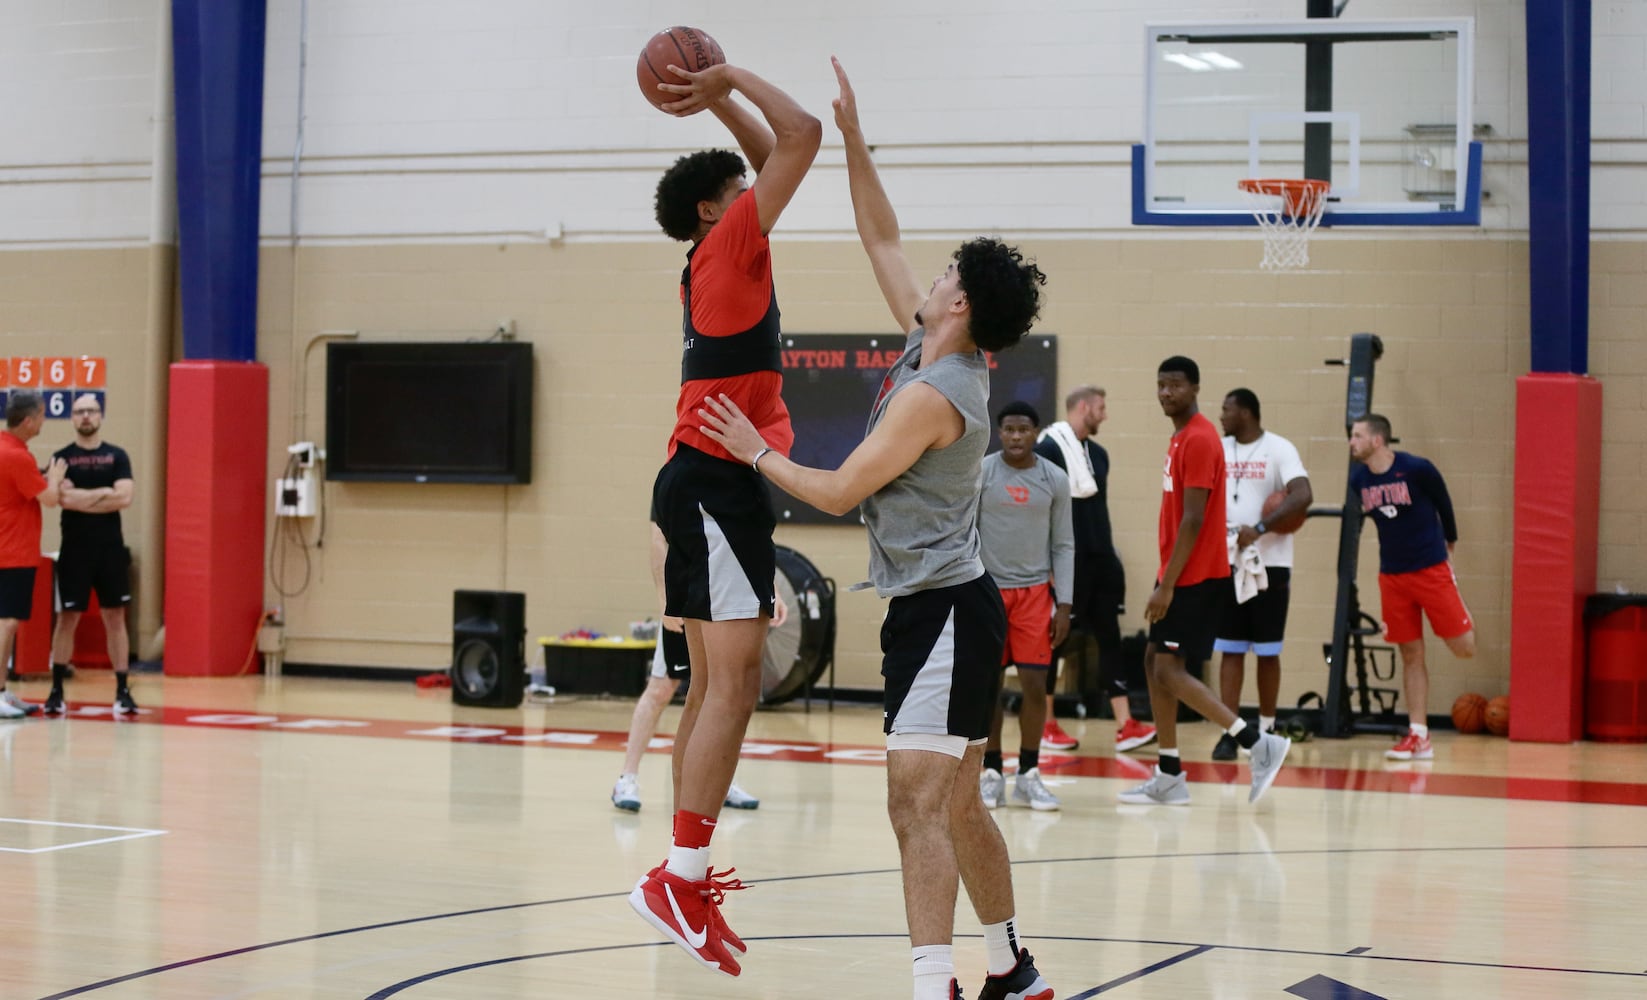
[0,390,67,718]
[1117,357,1290,807]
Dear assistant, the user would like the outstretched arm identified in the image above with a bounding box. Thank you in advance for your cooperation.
[832,57,922,333]
[661,64,821,234]
[698,385,961,516]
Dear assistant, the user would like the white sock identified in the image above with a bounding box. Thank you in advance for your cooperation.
[1226,717,1248,738]
[1159,747,1180,760]
[912,944,954,1000]
[665,845,709,881]
[1410,722,1429,739]
[1259,715,1276,734]
[982,917,1021,974]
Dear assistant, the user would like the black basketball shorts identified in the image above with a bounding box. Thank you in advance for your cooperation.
[1215,567,1292,656]
[881,573,1007,741]
[1147,576,1224,668]
[651,627,691,681]
[652,443,775,622]
[57,543,132,611]
[0,566,37,620]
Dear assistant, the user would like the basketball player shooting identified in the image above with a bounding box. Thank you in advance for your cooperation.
[626,42,822,979]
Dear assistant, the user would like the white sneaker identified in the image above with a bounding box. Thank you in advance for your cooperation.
[1012,768,1061,811]
[611,773,641,813]
[1248,731,1291,804]
[979,768,1006,809]
[0,690,32,718]
[1117,767,1190,806]
[723,782,760,810]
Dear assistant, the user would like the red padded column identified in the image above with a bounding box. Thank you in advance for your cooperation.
[164,361,268,676]
[1510,374,1602,742]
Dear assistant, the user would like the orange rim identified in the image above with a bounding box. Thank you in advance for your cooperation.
[1238,178,1330,218]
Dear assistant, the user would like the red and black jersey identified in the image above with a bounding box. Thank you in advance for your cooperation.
[668,189,792,462]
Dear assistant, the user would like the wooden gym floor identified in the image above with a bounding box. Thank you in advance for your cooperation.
[4,672,1645,999]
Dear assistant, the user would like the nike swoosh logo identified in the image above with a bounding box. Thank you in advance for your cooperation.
[700,818,716,827]
[664,883,708,950]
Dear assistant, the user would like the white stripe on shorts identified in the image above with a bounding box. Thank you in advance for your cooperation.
[701,504,761,621]
[889,607,957,735]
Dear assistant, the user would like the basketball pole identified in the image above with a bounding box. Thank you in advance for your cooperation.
[1321,333,1383,738]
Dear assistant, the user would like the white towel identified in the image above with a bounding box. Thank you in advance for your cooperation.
[1227,531,1269,605]
[1038,421,1097,499]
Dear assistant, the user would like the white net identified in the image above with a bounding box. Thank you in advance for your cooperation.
[1238,179,1329,271]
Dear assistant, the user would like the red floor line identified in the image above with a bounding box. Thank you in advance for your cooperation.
[46,702,1647,807]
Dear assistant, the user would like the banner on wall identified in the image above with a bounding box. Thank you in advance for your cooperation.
[0,356,109,418]
[775,334,1058,525]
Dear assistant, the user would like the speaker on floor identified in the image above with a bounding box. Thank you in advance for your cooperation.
[451,590,526,708]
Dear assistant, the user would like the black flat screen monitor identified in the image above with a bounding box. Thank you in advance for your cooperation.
[325,342,533,484]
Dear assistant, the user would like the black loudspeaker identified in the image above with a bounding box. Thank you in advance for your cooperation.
[452,590,526,708]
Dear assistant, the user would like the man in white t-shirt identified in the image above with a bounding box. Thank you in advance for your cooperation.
[1212,389,1312,761]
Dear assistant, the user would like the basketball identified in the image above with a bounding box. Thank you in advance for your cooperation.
[1484,696,1511,736]
[637,27,725,111]
[1451,692,1488,734]
[1261,490,1307,534]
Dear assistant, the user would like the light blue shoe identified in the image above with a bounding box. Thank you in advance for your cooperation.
[723,782,760,810]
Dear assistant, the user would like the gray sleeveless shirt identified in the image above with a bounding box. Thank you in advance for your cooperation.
[858,327,990,597]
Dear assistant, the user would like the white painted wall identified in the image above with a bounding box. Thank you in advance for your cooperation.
[2,1,1643,248]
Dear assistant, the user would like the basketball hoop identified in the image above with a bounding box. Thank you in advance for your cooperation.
[1238,178,1330,270]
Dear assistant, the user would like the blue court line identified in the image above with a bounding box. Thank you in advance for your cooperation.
[1062,945,1213,997]
[39,845,1647,997]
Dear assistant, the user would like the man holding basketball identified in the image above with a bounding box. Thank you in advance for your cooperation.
[699,56,1053,1000]
[1349,414,1475,761]
[1118,358,1290,807]
[1211,389,1311,760]
[626,53,821,978]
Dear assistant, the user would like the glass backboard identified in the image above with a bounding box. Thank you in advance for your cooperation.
[1134,18,1481,227]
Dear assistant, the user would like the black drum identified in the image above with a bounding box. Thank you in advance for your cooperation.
[760,545,836,705]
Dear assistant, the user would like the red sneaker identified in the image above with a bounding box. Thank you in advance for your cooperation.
[1385,729,1434,761]
[706,867,747,955]
[628,866,741,976]
[1040,720,1079,751]
[1115,718,1158,753]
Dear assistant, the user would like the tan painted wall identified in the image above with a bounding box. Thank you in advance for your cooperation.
[5,236,1642,718]
[0,246,172,652]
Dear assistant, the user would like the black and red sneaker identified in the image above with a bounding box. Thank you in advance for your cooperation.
[977,948,1053,1000]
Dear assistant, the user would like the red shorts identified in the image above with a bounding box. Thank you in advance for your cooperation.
[1378,562,1473,645]
[999,582,1054,669]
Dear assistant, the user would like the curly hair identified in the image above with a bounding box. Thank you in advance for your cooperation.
[953,237,1046,352]
[654,149,747,241]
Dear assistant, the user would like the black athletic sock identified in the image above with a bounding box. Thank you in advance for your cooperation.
[1018,749,1039,772]
[115,671,130,694]
[51,662,70,692]
[983,750,1004,774]
[1158,753,1182,776]
[1234,723,1261,750]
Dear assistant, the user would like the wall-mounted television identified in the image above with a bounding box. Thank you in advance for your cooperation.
[325,341,533,484]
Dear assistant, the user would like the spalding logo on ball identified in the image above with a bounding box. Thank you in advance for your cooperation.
[637,27,725,112]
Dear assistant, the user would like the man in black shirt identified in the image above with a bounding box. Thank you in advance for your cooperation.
[1035,385,1156,753]
[46,395,136,715]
